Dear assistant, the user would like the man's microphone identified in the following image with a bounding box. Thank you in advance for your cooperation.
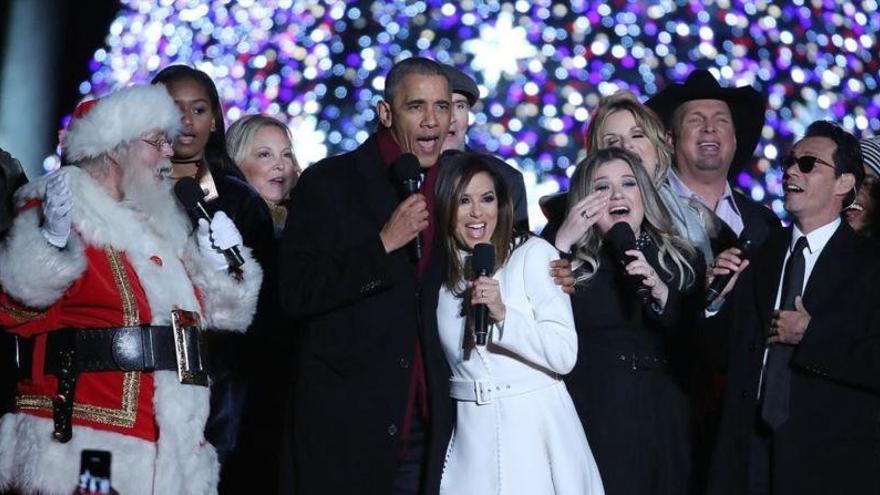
[174,177,245,269]
[604,222,651,304]
[390,153,423,261]
[704,221,769,308]
[471,243,495,346]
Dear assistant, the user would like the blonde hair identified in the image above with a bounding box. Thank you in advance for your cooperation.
[584,90,674,185]
[567,147,696,289]
[226,114,298,179]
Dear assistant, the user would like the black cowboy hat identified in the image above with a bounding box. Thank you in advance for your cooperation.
[645,69,766,172]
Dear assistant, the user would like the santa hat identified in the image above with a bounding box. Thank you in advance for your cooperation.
[62,84,181,163]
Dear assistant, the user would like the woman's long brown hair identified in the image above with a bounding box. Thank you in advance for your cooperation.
[435,153,517,293]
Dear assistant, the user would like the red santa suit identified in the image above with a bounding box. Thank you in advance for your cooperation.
[0,89,261,495]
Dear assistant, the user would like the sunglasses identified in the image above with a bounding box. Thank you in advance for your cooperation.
[782,154,835,174]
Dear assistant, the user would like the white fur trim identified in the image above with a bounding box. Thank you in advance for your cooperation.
[152,370,218,495]
[0,203,87,309]
[0,414,155,495]
[62,85,182,163]
[1,167,239,494]
[184,242,262,332]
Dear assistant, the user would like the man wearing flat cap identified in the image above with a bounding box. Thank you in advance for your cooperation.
[705,120,880,494]
[646,69,781,243]
[440,64,529,232]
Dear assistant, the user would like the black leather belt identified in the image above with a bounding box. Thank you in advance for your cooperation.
[15,323,208,443]
[16,326,185,378]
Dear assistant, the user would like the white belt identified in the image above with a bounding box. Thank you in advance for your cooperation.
[449,374,561,405]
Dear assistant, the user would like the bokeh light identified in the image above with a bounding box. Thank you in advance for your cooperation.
[68,0,880,228]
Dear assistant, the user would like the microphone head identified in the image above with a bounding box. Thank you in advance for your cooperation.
[390,153,422,183]
[471,243,495,274]
[604,221,637,259]
[173,176,206,209]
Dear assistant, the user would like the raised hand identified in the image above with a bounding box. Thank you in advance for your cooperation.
[197,211,243,271]
[554,191,608,253]
[42,169,73,248]
[624,249,669,309]
[707,246,750,299]
[379,193,428,253]
[471,275,505,322]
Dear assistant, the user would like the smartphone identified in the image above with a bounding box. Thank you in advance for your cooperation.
[76,449,112,495]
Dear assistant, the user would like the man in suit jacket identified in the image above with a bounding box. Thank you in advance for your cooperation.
[706,120,880,494]
[439,64,530,232]
[279,57,451,494]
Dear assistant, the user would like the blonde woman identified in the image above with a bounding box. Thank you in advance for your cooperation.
[556,147,702,495]
[226,114,301,237]
[553,90,715,264]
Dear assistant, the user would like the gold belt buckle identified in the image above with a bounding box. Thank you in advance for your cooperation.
[170,309,208,386]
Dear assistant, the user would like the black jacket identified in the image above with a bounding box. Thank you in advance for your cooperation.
[278,135,421,494]
[706,223,880,495]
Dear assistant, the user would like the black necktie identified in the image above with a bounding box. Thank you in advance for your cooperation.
[761,236,809,429]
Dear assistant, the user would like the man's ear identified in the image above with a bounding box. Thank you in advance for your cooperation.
[835,172,856,206]
[835,172,856,195]
[377,100,393,129]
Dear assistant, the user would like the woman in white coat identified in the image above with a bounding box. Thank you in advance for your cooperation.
[424,152,605,495]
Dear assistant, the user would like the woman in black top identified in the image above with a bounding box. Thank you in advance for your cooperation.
[152,66,277,493]
[549,147,702,495]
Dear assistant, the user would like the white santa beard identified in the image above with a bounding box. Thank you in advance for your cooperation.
[119,159,191,250]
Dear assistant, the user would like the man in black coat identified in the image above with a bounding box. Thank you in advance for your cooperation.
[279,57,451,494]
[439,64,530,233]
[707,121,880,494]
[646,71,784,489]
[0,147,27,418]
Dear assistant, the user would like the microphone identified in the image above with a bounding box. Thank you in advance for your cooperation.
[471,243,495,346]
[704,220,769,308]
[604,222,651,304]
[390,153,423,261]
[174,177,245,269]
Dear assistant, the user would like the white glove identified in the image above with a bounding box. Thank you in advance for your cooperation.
[196,211,243,271]
[41,170,73,248]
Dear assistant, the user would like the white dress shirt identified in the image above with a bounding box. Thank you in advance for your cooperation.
[773,218,841,310]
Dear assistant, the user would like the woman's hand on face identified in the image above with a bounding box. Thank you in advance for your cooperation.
[471,276,506,322]
[554,191,608,253]
[624,249,669,309]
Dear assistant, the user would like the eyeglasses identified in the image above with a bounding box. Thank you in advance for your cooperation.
[141,136,171,152]
[782,154,835,174]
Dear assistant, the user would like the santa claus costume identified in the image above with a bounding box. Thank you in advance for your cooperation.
[0,85,262,495]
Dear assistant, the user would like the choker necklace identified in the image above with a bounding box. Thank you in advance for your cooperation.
[171,158,202,165]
